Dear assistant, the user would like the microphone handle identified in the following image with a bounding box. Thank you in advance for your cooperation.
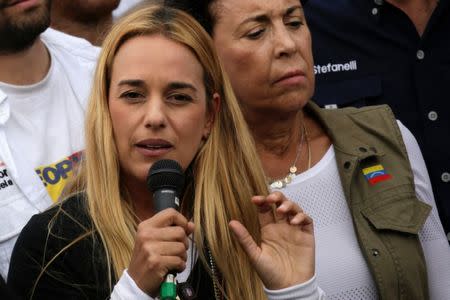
[153,189,180,300]
[153,189,180,212]
[160,274,177,300]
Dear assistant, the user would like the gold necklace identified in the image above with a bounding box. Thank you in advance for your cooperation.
[268,124,311,189]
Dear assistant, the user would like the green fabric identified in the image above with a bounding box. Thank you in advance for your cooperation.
[306,102,430,299]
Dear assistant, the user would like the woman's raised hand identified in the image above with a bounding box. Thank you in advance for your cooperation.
[127,209,195,296]
[229,191,315,290]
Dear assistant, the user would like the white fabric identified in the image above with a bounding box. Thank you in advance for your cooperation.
[111,270,153,300]
[265,275,326,300]
[112,236,324,299]
[272,121,450,299]
[0,28,99,278]
[113,269,324,300]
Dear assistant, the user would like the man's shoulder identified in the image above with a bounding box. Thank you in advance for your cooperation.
[40,28,100,107]
[41,28,100,64]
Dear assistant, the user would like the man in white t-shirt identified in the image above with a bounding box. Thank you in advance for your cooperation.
[0,0,99,278]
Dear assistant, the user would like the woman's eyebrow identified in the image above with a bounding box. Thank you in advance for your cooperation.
[239,5,303,26]
[286,5,303,16]
[167,82,198,92]
[117,79,146,87]
[241,14,270,25]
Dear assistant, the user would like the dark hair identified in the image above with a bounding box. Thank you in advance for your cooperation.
[164,0,308,35]
[163,0,216,34]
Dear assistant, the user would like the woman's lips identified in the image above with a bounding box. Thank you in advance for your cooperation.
[135,145,173,157]
[135,139,173,158]
[273,70,307,86]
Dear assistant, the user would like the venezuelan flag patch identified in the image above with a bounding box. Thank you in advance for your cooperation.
[362,164,392,185]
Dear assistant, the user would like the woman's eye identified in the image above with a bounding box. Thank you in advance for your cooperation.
[246,28,265,40]
[168,93,193,103]
[286,19,303,29]
[120,91,144,101]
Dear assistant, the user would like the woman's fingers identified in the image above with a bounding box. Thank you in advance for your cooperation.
[159,256,188,273]
[229,220,261,264]
[143,241,189,259]
[276,199,312,231]
[251,195,276,226]
[289,212,313,228]
[140,253,188,277]
[145,245,189,272]
[128,210,193,295]
[253,191,305,226]
[241,192,316,290]
[276,198,302,213]
[145,226,191,246]
[142,208,192,232]
[253,191,287,208]
[252,191,289,226]
[276,199,303,217]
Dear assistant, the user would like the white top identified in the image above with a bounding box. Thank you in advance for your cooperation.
[111,271,324,300]
[0,28,99,278]
[272,121,450,299]
[110,236,326,299]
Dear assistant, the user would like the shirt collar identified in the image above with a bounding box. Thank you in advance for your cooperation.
[305,101,385,159]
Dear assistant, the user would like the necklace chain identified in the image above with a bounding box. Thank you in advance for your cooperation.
[268,124,311,189]
[208,248,222,300]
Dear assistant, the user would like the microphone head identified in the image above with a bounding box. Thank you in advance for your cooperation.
[146,159,185,195]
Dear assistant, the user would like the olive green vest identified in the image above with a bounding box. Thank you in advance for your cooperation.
[306,102,431,299]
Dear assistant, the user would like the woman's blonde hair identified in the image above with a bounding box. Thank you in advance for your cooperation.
[70,4,269,299]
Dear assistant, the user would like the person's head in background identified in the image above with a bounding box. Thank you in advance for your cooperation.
[164,0,314,124]
[51,0,120,45]
[70,4,268,297]
[0,0,53,85]
[0,0,51,54]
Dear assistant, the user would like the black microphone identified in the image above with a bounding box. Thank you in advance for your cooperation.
[147,159,185,212]
[146,159,185,300]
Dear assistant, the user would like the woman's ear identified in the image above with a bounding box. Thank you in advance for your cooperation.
[203,92,221,139]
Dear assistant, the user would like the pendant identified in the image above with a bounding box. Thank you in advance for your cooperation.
[270,180,285,189]
[268,168,300,189]
[177,282,196,300]
[284,174,292,184]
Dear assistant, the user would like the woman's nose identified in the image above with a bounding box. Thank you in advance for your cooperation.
[143,98,166,129]
[273,26,296,58]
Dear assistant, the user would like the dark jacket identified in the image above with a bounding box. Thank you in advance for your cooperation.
[1,275,20,300]
[7,194,214,299]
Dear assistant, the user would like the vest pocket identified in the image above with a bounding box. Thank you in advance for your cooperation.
[360,190,431,234]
